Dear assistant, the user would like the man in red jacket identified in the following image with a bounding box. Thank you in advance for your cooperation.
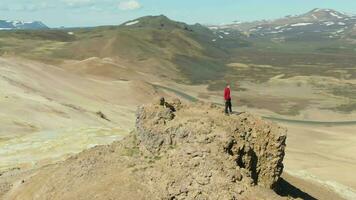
[224,83,232,115]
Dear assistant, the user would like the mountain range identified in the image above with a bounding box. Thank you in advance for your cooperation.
[0,20,48,30]
[210,8,356,41]
[0,9,355,83]
[2,8,355,41]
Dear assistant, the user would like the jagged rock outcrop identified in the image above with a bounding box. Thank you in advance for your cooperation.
[0,99,287,200]
[136,99,287,192]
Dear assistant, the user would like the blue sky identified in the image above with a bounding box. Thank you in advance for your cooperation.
[0,0,355,27]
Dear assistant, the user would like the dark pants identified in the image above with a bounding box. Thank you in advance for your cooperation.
[225,99,232,114]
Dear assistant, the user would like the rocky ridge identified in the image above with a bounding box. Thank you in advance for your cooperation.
[0,99,288,200]
[136,99,287,193]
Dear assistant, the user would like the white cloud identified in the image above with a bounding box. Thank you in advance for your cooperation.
[118,0,141,11]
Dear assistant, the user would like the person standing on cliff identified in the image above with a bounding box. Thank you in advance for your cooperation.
[224,83,232,115]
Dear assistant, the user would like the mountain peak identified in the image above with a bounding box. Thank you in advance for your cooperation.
[310,8,334,12]
[0,19,48,30]
[304,8,349,20]
[121,15,194,31]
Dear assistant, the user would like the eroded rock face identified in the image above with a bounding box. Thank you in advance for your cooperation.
[0,99,288,200]
[136,99,287,190]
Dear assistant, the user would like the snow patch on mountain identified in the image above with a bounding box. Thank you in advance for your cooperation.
[313,8,321,12]
[209,26,219,30]
[336,29,345,33]
[125,20,139,26]
[330,12,343,19]
[290,23,313,27]
[324,22,335,26]
[269,30,284,34]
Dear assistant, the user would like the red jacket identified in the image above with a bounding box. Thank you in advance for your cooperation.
[224,87,231,100]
